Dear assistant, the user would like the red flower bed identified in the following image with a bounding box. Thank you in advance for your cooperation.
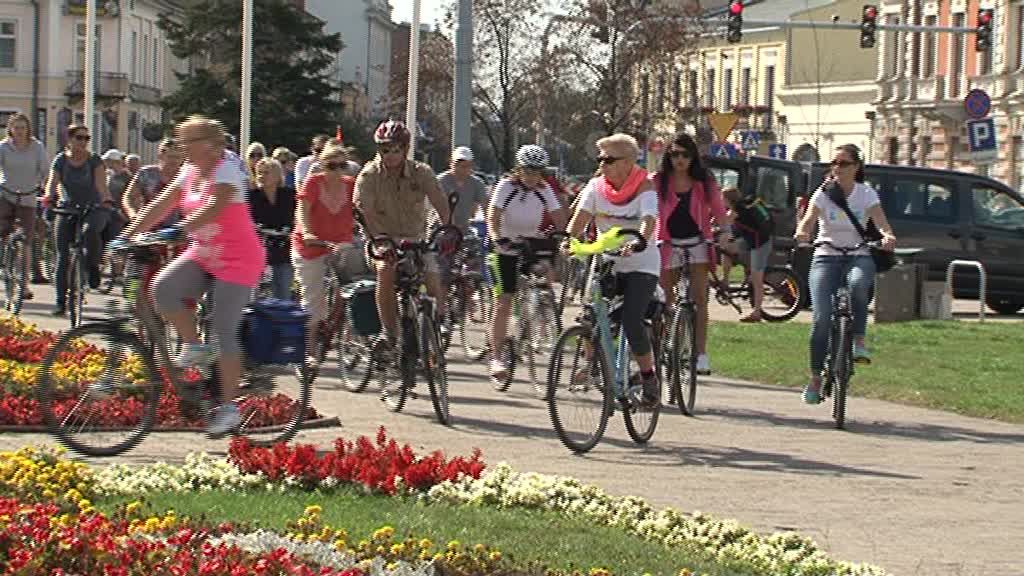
[0,497,367,576]
[228,426,486,493]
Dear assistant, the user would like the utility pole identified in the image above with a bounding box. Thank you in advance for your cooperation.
[406,0,422,160]
[452,0,473,149]
[240,0,253,152]
[84,0,96,151]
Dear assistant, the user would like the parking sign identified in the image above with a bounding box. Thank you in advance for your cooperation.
[966,117,997,163]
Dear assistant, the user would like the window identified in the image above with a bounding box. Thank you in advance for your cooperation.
[131,31,137,82]
[972,185,1024,231]
[979,17,993,74]
[710,167,740,191]
[142,33,148,84]
[705,68,716,107]
[0,20,14,69]
[761,65,775,129]
[740,67,751,105]
[152,35,158,87]
[35,108,45,146]
[884,179,956,223]
[888,16,901,76]
[1015,136,1024,191]
[723,68,733,110]
[920,136,932,166]
[75,23,101,72]
[1018,5,1024,70]
[888,137,899,164]
[951,13,965,97]
[688,69,698,107]
[923,15,936,77]
[754,166,791,209]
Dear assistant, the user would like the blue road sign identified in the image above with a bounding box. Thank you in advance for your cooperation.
[740,130,761,151]
[963,89,991,120]
[710,143,738,159]
[768,143,787,160]
[966,117,997,162]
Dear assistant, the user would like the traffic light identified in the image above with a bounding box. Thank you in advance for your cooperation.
[976,8,993,52]
[860,4,878,49]
[727,1,743,44]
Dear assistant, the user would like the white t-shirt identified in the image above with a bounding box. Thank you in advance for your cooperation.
[490,178,559,246]
[170,158,248,204]
[576,178,660,276]
[811,181,880,256]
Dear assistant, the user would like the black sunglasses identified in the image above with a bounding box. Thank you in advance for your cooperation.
[378,145,403,155]
[597,156,621,165]
[324,161,346,172]
[668,150,691,159]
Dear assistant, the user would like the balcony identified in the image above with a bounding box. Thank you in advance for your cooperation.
[911,76,943,102]
[128,83,162,105]
[65,70,128,100]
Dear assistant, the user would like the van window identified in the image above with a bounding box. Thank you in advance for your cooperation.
[972,185,1024,232]
[883,178,957,223]
[753,166,790,208]
[710,167,740,192]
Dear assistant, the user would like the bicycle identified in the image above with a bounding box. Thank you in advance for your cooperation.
[364,224,463,425]
[547,228,663,454]
[444,230,492,360]
[708,237,805,322]
[490,232,566,396]
[660,237,710,416]
[0,185,41,315]
[50,203,100,327]
[34,232,314,457]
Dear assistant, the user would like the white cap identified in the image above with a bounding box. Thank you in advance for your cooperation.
[125,153,141,162]
[452,146,474,162]
[101,149,125,161]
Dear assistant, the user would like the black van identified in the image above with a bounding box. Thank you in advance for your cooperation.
[705,155,1024,315]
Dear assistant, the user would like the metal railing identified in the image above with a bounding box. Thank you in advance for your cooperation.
[945,260,986,322]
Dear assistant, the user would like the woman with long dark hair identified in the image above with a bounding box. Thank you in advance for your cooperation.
[794,144,895,404]
[654,132,729,375]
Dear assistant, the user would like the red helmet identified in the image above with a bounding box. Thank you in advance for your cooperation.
[374,119,411,145]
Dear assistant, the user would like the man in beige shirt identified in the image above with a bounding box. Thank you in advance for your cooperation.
[354,120,451,344]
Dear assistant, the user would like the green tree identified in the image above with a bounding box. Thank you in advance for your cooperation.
[159,0,350,153]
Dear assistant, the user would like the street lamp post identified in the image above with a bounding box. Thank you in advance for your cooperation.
[84,0,96,151]
[452,0,473,148]
[240,0,254,152]
[406,0,422,160]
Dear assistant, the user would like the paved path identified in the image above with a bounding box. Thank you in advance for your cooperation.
[3,282,1022,576]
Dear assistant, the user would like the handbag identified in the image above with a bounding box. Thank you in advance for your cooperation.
[827,184,896,273]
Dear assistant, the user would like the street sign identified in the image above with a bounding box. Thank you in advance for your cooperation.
[966,117,997,163]
[709,143,738,159]
[963,88,991,120]
[708,112,739,142]
[740,130,761,151]
[768,143,787,160]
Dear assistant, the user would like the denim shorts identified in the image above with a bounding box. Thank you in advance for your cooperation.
[738,237,773,272]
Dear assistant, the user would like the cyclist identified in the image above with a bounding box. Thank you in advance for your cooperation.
[295,134,330,191]
[271,147,298,188]
[434,146,488,287]
[0,113,48,300]
[116,115,265,436]
[721,186,774,322]
[249,156,296,301]
[43,123,113,316]
[125,153,141,176]
[564,134,659,407]
[292,139,364,357]
[100,149,132,291]
[486,144,566,385]
[123,138,184,223]
[353,119,452,348]
[794,144,895,404]
[654,132,728,375]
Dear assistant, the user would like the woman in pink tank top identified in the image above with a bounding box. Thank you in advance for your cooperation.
[117,115,264,437]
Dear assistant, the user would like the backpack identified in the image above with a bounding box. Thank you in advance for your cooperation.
[737,196,775,247]
[501,180,549,212]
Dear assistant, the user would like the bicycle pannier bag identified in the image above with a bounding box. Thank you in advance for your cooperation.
[242,298,308,365]
[341,279,381,336]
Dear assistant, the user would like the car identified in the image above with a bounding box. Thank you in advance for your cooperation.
[705,155,1024,315]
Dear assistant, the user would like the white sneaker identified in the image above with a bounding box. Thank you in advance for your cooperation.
[87,377,115,399]
[696,353,711,375]
[174,343,215,369]
[206,403,240,437]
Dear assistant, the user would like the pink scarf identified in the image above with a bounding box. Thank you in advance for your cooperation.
[600,166,648,205]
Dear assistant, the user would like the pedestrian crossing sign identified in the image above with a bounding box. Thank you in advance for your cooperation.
[740,130,760,151]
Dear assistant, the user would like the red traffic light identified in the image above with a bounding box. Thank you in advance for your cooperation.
[863,5,878,19]
[978,9,992,24]
[729,1,743,15]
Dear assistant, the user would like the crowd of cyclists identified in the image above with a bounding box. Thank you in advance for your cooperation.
[0,110,897,438]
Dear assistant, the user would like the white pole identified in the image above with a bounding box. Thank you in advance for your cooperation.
[405,0,422,160]
[240,0,254,152]
[84,0,96,151]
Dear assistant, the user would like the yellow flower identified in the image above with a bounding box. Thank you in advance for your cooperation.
[125,501,142,515]
[446,540,461,551]
[303,505,322,516]
[334,539,347,551]
[373,526,395,540]
[419,538,432,549]
[489,551,502,562]
[391,543,405,555]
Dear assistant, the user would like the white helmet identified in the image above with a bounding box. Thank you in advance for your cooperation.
[515,144,549,169]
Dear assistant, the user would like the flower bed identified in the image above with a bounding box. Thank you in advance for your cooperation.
[0,315,322,429]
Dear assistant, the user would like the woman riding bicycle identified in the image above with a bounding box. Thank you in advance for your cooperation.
[565,133,661,407]
[654,132,728,376]
[292,139,364,359]
[486,144,566,385]
[249,156,296,301]
[116,115,265,436]
[794,144,896,405]
[0,113,48,301]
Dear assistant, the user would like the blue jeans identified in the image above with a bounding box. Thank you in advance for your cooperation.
[270,262,294,301]
[809,254,875,374]
[54,209,109,307]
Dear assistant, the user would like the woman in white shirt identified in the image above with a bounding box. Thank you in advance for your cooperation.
[794,144,896,405]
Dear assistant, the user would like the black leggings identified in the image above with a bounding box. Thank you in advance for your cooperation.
[614,271,659,356]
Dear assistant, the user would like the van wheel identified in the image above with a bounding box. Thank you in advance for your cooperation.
[985,296,1024,316]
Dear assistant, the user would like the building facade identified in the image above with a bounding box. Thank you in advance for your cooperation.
[873,0,1024,191]
[305,0,395,120]
[0,0,186,162]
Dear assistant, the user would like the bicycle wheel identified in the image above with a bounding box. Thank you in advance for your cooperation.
[420,311,450,425]
[3,237,26,315]
[36,322,160,456]
[759,267,804,322]
[340,318,375,393]
[622,326,661,445]
[459,277,490,360]
[667,304,698,416]
[547,325,612,454]
[67,252,85,328]
[235,355,313,447]
[831,315,853,430]
[379,311,415,412]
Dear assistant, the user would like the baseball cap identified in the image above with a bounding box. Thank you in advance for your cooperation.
[452,146,474,162]
[101,149,125,161]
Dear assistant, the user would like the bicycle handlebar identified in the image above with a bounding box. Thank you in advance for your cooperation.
[49,203,98,218]
[257,226,291,238]
[367,224,464,261]
[495,231,569,255]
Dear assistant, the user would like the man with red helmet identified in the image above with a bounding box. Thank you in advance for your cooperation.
[354,119,451,345]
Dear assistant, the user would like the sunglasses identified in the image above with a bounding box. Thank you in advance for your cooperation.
[831,160,856,167]
[668,150,691,159]
[324,161,346,172]
[597,156,621,165]
[72,134,91,142]
[249,152,264,159]
[378,145,403,155]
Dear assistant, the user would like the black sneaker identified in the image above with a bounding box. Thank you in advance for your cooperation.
[640,372,661,408]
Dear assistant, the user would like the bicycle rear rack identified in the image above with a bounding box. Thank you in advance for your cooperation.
[944,260,986,322]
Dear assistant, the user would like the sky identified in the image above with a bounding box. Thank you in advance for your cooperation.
[391,0,448,27]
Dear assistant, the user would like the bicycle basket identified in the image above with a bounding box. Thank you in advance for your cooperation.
[340,279,380,336]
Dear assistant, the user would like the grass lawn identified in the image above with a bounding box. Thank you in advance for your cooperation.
[98,488,759,576]
[709,319,1024,423]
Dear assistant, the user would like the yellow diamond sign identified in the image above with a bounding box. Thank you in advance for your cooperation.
[708,112,739,142]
